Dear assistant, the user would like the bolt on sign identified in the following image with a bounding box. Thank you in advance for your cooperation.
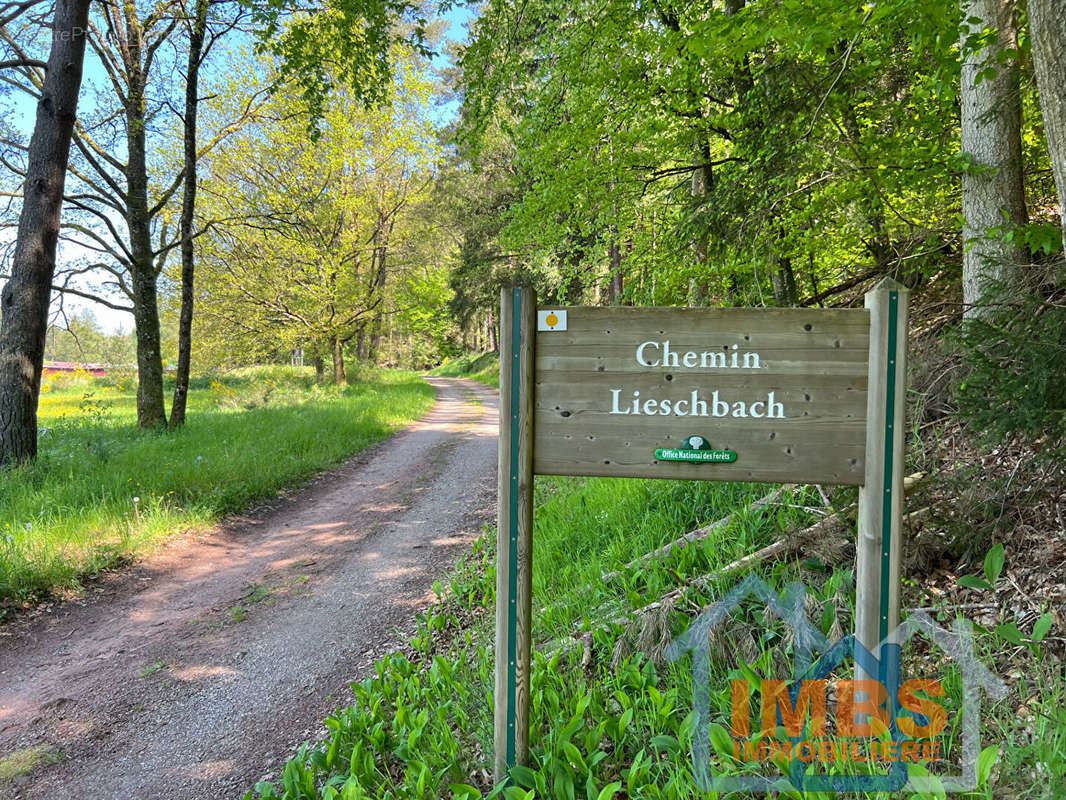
[494,281,909,782]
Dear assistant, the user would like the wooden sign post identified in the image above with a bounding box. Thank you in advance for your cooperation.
[855,280,910,658]
[494,279,908,782]
[494,287,535,780]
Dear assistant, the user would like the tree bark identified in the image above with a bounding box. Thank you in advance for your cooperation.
[356,326,368,361]
[0,0,91,467]
[607,236,623,304]
[772,256,798,305]
[170,0,209,428]
[312,349,325,383]
[331,336,346,384]
[960,0,1028,318]
[108,4,169,429]
[1029,0,1066,255]
[131,261,167,427]
[688,135,713,306]
[367,220,390,362]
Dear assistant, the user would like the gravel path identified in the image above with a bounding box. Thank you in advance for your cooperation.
[0,378,498,799]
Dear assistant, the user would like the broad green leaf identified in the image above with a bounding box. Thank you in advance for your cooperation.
[983,543,1005,584]
[508,765,538,789]
[977,744,999,785]
[1031,613,1053,643]
[995,623,1024,645]
[707,722,734,757]
[650,734,680,753]
[449,784,483,799]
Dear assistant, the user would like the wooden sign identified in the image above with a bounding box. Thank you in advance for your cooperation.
[493,282,909,783]
[533,307,870,485]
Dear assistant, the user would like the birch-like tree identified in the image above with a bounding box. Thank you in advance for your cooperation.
[959,0,1028,317]
[1028,0,1066,255]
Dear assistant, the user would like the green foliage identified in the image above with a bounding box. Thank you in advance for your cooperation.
[429,352,500,387]
[985,663,1066,795]
[0,368,433,609]
[439,116,529,333]
[41,310,136,366]
[0,746,60,786]
[999,221,1066,257]
[244,0,429,127]
[245,471,1050,799]
[955,281,1066,464]
[193,49,446,370]
[454,0,992,311]
[957,542,1005,590]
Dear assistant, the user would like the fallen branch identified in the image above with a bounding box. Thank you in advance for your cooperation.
[648,513,849,612]
[905,506,931,525]
[616,494,931,627]
[573,474,931,639]
[595,513,849,633]
[799,266,882,307]
[903,472,927,492]
[600,486,790,582]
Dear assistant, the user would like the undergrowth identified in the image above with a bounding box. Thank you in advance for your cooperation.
[955,279,1066,467]
[246,474,1063,799]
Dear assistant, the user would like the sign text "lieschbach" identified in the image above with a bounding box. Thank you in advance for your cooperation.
[609,339,787,419]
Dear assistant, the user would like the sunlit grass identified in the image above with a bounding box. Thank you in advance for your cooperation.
[429,352,499,387]
[0,366,435,610]
[0,745,59,785]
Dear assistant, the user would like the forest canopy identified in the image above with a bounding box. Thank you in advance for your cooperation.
[1,0,1065,464]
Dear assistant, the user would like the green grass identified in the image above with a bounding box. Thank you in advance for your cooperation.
[0,366,435,610]
[430,352,500,387]
[247,474,1065,800]
[0,745,60,786]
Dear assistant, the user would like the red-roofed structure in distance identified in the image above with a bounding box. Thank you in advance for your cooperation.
[42,362,109,377]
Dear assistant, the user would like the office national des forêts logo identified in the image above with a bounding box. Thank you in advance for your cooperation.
[666,575,1006,794]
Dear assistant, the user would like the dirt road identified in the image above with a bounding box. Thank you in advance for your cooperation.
[0,378,498,799]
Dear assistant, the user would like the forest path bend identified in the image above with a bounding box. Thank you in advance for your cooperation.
[0,377,498,799]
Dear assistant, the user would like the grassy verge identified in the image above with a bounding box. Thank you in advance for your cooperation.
[247,473,1064,800]
[430,352,500,387]
[0,366,435,610]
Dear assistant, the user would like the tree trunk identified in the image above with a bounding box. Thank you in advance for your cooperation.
[687,277,707,307]
[367,222,389,362]
[1029,0,1066,255]
[131,264,167,427]
[960,0,1028,318]
[170,0,209,428]
[120,11,167,429]
[607,236,623,304]
[313,350,325,383]
[356,326,368,361]
[688,135,713,305]
[0,0,91,467]
[772,256,798,305]
[331,336,346,384]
